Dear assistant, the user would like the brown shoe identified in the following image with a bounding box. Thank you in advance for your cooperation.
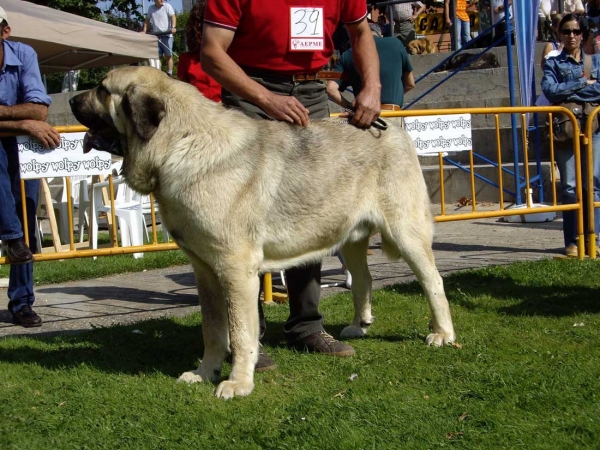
[225,344,277,372]
[565,245,578,258]
[366,248,374,255]
[288,331,355,357]
[255,345,277,373]
[3,238,34,265]
[10,305,42,328]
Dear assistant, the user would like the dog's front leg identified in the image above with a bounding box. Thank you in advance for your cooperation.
[178,259,228,385]
[214,269,260,399]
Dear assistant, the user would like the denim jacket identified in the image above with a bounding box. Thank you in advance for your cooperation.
[541,50,600,104]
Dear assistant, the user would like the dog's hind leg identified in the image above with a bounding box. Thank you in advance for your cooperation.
[177,257,228,385]
[382,221,455,346]
[214,258,261,399]
[339,237,374,339]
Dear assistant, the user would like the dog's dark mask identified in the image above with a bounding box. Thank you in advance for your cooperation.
[70,87,123,157]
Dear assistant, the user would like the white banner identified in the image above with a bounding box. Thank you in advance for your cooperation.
[17,132,112,180]
[405,114,472,155]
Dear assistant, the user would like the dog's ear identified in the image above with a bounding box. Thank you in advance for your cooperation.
[122,85,166,140]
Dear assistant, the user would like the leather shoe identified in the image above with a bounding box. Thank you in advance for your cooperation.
[225,344,277,372]
[288,331,355,357]
[3,238,34,265]
[10,305,42,328]
[255,346,277,372]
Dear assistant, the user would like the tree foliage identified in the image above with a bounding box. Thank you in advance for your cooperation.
[34,0,188,92]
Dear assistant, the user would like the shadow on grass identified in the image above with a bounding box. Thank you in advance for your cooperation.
[384,264,600,317]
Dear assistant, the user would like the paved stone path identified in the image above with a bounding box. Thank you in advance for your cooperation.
[0,205,566,338]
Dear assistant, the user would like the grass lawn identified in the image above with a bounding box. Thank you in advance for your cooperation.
[0,258,599,449]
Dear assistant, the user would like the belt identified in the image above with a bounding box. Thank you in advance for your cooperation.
[381,104,402,111]
[242,66,346,82]
[292,71,346,82]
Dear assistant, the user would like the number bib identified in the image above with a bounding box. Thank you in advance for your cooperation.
[290,7,324,51]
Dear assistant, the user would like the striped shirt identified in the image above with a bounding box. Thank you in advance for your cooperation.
[455,0,470,22]
[391,2,423,22]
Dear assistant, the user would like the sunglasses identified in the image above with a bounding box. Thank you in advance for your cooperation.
[560,28,583,36]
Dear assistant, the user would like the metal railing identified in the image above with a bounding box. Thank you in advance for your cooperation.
[1,106,593,305]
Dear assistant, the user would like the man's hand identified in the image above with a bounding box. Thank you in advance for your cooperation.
[261,93,310,127]
[22,120,61,149]
[446,18,452,27]
[349,85,381,129]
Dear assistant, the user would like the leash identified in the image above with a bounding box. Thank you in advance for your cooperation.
[340,107,388,131]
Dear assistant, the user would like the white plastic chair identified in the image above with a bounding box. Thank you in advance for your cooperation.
[90,177,144,259]
[50,175,92,244]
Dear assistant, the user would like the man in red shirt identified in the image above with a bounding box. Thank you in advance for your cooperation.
[202,0,381,370]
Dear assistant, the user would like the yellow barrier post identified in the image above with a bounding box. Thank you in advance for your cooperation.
[263,273,273,304]
[584,106,600,259]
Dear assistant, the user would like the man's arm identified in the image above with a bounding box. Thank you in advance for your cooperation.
[201,24,310,126]
[494,0,512,16]
[444,0,452,26]
[345,19,381,128]
[402,72,415,93]
[573,0,585,14]
[412,2,426,21]
[170,13,177,34]
[142,16,150,33]
[326,80,352,109]
[0,103,47,122]
[0,117,60,149]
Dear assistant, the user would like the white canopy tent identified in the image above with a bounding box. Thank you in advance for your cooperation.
[2,0,158,74]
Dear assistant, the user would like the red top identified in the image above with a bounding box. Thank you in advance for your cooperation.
[204,0,367,74]
[177,52,222,102]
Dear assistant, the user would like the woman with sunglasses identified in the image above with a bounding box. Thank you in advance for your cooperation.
[541,13,600,257]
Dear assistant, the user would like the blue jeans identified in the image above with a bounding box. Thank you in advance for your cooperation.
[452,19,472,51]
[0,138,39,312]
[555,129,600,248]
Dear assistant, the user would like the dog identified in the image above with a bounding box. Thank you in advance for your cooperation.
[406,38,437,55]
[434,52,500,73]
[69,66,455,399]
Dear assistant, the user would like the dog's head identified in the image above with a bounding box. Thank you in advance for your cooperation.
[406,40,420,55]
[69,66,168,160]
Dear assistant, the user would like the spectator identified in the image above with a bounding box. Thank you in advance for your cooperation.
[540,13,563,69]
[563,0,584,14]
[587,0,600,30]
[538,0,557,42]
[142,0,177,77]
[541,13,600,257]
[444,0,472,51]
[202,0,380,369]
[177,0,221,102]
[378,11,392,38]
[492,0,513,45]
[327,23,415,113]
[0,7,60,327]
[391,1,426,47]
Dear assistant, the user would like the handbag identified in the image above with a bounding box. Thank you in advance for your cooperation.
[549,55,599,143]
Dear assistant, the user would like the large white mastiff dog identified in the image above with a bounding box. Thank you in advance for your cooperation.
[69,67,455,399]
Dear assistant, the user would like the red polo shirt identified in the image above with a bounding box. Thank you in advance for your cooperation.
[204,0,367,75]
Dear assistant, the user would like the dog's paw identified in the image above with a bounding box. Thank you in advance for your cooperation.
[340,325,367,339]
[215,380,254,399]
[177,368,221,384]
[426,332,455,347]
